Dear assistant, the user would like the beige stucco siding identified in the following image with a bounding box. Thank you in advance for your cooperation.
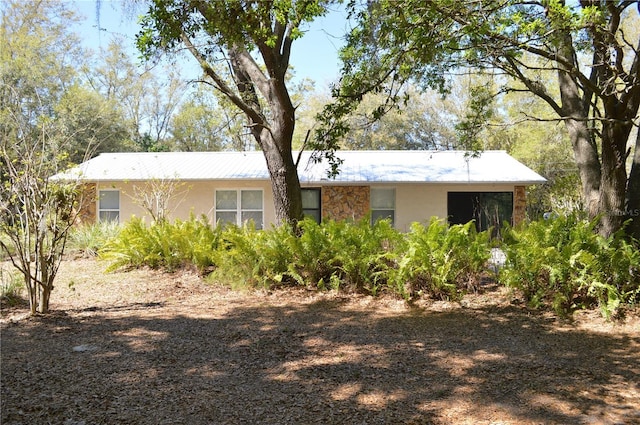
[390,183,519,231]
[95,180,521,229]
[95,180,275,225]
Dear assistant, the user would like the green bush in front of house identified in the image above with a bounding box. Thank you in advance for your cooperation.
[208,218,403,295]
[500,214,640,317]
[391,218,491,301]
[100,215,222,274]
[67,221,122,257]
[208,222,297,289]
[99,213,639,318]
[287,218,405,295]
[101,215,491,300]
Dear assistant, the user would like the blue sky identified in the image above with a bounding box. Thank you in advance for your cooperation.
[71,0,348,87]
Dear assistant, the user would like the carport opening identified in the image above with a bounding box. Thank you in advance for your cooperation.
[447,192,513,234]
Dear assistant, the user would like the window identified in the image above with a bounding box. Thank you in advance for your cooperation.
[371,188,395,226]
[302,188,321,223]
[215,189,263,229]
[447,192,513,234]
[98,190,120,223]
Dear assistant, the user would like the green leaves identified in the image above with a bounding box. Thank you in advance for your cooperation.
[393,219,491,301]
[500,215,640,318]
[101,215,493,300]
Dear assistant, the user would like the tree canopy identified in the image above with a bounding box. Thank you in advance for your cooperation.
[328,0,640,238]
[137,0,336,225]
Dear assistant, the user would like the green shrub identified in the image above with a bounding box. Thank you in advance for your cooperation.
[100,215,221,274]
[209,217,404,295]
[283,218,403,294]
[209,222,296,289]
[392,218,491,301]
[500,214,640,317]
[325,218,403,295]
[284,218,337,288]
[67,221,121,257]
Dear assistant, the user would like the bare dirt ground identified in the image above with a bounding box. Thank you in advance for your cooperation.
[1,259,639,425]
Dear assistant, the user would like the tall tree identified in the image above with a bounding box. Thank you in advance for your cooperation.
[86,38,186,152]
[328,0,640,238]
[137,0,334,225]
[168,86,254,151]
[1,0,90,314]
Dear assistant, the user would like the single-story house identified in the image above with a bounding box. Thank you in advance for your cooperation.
[59,150,546,231]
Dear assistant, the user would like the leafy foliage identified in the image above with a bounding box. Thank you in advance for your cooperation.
[0,267,23,306]
[500,215,640,317]
[103,216,489,300]
[102,214,638,318]
[324,0,640,239]
[100,215,221,274]
[209,222,297,289]
[393,219,491,301]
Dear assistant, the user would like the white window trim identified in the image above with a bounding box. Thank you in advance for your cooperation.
[370,187,396,226]
[214,189,264,228]
[98,189,120,223]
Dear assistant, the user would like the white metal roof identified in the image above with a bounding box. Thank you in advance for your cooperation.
[56,150,546,185]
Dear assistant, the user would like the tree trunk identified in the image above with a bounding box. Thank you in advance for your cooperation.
[252,112,303,226]
[626,129,640,240]
[38,284,51,314]
[553,29,602,220]
[262,137,303,226]
[598,118,632,238]
[225,46,303,227]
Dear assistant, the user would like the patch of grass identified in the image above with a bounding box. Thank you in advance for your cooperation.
[67,221,122,257]
[0,267,24,306]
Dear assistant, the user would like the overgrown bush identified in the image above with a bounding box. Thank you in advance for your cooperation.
[100,215,221,274]
[393,218,491,300]
[209,223,297,289]
[209,218,403,294]
[500,214,640,317]
[101,216,494,300]
[286,218,404,294]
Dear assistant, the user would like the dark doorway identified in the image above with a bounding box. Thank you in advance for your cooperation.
[447,192,513,233]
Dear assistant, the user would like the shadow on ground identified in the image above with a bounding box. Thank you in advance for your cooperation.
[2,299,639,424]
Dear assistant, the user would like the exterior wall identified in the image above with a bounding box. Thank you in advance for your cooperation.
[394,183,519,231]
[321,186,370,221]
[513,185,526,225]
[94,179,528,230]
[78,183,97,224]
[95,180,275,226]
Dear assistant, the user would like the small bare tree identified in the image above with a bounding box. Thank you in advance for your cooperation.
[129,177,188,222]
[0,0,109,315]
[0,122,85,315]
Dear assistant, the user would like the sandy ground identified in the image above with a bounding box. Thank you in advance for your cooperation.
[1,259,639,424]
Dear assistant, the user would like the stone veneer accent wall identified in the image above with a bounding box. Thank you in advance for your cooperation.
[513,185,526,225]
[78,183,97,224]
[321,186,370,221]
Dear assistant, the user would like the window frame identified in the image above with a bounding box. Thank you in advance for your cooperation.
[301,188,322,223]
[214,189,264,229]
[370,187,396,226]
[98,189,120,223]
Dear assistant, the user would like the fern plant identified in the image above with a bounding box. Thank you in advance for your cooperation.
[100,215,221,274]
[500,214,640,317]
[392,218,491,300]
